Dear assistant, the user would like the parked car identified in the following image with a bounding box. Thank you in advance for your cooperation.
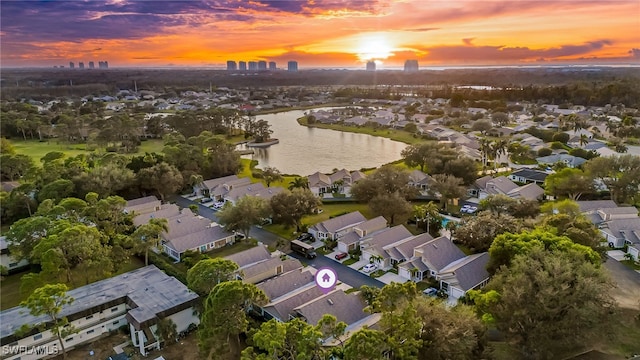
[467,206,478,214]
[201,198,214,204]
[297,233,314,243]
[335,252,348,260]
[362,263,378,273]
[460,204,471,213]
[213,202,225,210]
[422,287,438,297]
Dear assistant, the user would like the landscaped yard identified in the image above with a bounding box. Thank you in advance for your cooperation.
[205,240,257,258]
[298,117,420,145]
[262,202,373,239]
[10,139,165,163]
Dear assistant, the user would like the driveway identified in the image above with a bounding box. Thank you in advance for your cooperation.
[288,251,385,289]
[377,272,409,285]
[604,256,640,310]
[606,250,627,261]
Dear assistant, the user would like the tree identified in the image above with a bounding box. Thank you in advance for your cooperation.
[37,179,75,203]
[544,168,593,201]
[472,249,615,359]
[413,202,441,235]
[242,316,345,360]
[132,218,168,266]
[428,174,466,211]
[491,112,509,126]
[217,196,270,238]
[0,153,35,181]
[471,120,493,134]
[137,162,184,201]
[343,328,389,360]
[21,284,77,359]
[6,216,52,262]
[155,317,178,345]
[187,258,239,296]
[288,176,309,190]
[487,228,601,274]
[585,155,640,204]
[369,192,413,225]
[260,166,283,187]
[479,194,517,215]
[351,165,418,202]
[454,212,521,253]
[199,280,268,359]
[269,188,320,232]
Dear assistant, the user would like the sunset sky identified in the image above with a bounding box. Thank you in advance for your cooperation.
[1,0,639,68]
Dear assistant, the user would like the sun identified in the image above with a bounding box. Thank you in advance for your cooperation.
[356,34,393,62]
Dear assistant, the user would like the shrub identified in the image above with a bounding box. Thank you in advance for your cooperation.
[552,132,570,144]
[537,148,553,157]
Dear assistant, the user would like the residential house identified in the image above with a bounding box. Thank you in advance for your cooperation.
[360,225,415,269]
[0,266,199,360]
[508,169,549,184]
[194,175,250,199]
[308,169,365,198]
[308,211,367,241]
[238,256,303,284]
[336,216,387,253]
[438,252,490,302]
[536,154,587,168]
[259,285,325,322]
[162,224,236,261]
[408,170,432,192]
[600,218,640,254]
[0,236,29,274]
[223,182,284,205]
[398,236,466,281]
[226,245,272,269]
[471,175,544,201]
[256,268,317,302]
[132,203,182,227]
[125,196,161,215]
[293,289,369,327]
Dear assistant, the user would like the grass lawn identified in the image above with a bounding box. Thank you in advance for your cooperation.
[342,258,358,266]
[620,260,640,271]
[10,139,166,163]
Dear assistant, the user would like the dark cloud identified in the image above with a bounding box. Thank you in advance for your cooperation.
[255,0,383,15]
[421,40,615,62]
[462,38,474,46]
[629,48,640,59]
[403,27,439,32]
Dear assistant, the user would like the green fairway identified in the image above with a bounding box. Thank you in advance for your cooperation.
[9,139,165,163]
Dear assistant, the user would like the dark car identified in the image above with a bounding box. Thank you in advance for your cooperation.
[335,252,348,261]
[297,233,314,243]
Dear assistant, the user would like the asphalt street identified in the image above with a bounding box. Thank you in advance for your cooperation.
[168,195,385,289]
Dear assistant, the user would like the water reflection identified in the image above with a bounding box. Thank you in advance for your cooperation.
[239,109,407,176]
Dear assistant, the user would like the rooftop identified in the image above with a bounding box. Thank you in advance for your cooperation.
[0,266,198,341]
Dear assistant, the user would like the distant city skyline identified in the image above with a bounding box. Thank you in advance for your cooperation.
[1,1,638,68]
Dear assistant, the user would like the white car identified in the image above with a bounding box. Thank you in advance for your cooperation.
[460,205,471,213]
[213,202,225,210]
[467,206,478,214]
[362,263,378,273]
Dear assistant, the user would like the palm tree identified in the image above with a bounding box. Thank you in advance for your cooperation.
[491,139,508,170]
[288,177,309,190]
[479,138,492,169]
[579,134,589,147]
[413,202,440,234]
[133,218,169,266]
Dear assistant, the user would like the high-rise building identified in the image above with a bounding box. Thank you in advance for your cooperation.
[239,61,247,71]
[226,60,237,71]
[98,61,109,69]
[69,62,75,69]
[257,60,267,71]
[248,61,258,71]
[366,61,376,71]
[287,61,298,72]
[268,61,276,71]
[404,59,419,72]
[88,61,95,69]
[78,62,85,69]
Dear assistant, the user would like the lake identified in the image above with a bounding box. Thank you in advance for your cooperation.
[239,109,407,176]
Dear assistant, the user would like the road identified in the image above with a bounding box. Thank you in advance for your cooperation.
[288,251,385,289]
[169,195,385,289]
[604,256,640,310]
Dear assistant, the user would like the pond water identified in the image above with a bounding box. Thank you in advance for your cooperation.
[239,109,407,176]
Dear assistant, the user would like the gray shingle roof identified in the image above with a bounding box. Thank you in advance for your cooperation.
[384,233,434,261]
[241,257,303,282]
[310,211,367,234]
[133,204,182,226]
[256,269,315,300]
[509,169,549,182]
[602,218,640,241]
[415,236,466,272]
[439,253,490,291]
[294,289,368,326]
[577,200,618,212]
[0,266,198,340]
[225,245,271,268]
[165,225,234,253]
[263,286,324,322]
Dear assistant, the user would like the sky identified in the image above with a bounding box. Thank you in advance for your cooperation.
[1,0,639,68]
